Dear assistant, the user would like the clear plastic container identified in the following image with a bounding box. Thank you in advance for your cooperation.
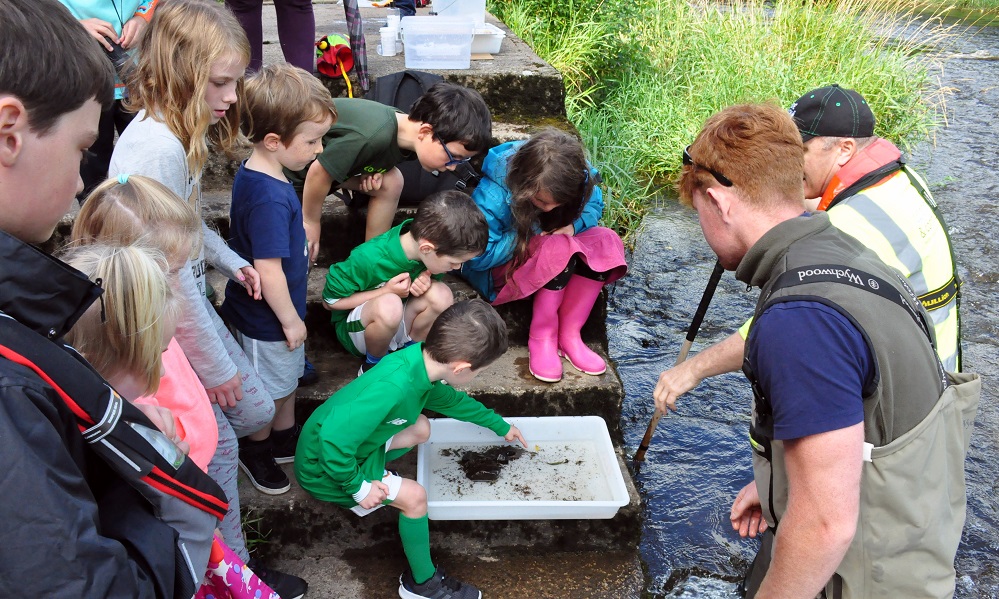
[471,23,505,54]
[401,16,475,70]
[431,0,486,26]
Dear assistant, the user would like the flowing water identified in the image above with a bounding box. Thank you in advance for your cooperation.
[608,22,999,598]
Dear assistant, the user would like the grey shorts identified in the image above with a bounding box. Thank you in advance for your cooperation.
[234,331,305,399]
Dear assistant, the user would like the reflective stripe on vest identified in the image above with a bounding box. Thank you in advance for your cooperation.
[826,168,960,371]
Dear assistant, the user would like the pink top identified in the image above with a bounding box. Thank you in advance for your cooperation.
[135,338,218,472]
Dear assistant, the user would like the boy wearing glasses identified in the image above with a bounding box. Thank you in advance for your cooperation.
[321,191,489,376]
[288,82,492,249]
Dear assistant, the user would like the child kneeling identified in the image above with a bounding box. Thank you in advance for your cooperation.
[294,299,527,599]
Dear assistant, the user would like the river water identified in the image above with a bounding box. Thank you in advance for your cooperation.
[607,21,999,598]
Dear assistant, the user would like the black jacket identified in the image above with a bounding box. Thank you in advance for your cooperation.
[0,230,222,598]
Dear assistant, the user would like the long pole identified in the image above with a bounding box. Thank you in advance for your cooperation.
[633,260,724,464]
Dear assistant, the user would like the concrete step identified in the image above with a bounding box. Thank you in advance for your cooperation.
[266,3,566,123]
[239,449,643,597]
[262,545,643,599]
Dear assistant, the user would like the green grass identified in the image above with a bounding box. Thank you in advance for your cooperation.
[488,0,958,245]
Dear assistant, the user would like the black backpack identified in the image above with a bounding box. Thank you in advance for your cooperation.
[367,70,480,205]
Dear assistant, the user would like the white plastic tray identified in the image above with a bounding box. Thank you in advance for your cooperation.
[417,416,629,520]
[471,23,505,55]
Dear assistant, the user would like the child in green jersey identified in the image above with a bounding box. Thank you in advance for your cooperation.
[295,299,527,599]
[322,190,488,376]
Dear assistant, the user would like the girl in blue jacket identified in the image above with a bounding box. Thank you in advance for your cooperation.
[461,129,627,382]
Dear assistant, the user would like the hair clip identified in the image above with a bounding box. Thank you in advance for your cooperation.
[95,277,107,323]
[582,169,589,185]
[117,173,129,185]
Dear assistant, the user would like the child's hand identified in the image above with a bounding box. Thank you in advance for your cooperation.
[119,15,148,49]
[235,265,262,300]
[546,224,575,236]
[359,480,390,509]
[134,403,191,456]
[504,425,528,448]
[409,271,432,297]
[357,173,384,193]
[284,319,307,350]
[386,272,412,298]
[80,18,118,51]
[305,220,321,263]
[205,373,244,408]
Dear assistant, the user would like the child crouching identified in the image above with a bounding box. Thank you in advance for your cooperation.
[322,190,488,377]
[295,299,527,599]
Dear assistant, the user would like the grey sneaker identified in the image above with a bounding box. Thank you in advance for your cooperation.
[399,566,481,599]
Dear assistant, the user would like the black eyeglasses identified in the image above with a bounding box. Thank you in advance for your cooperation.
[436,136,471,168]
[682,145,733,187]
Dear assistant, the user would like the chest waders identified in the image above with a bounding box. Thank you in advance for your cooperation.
[737,265,979,599]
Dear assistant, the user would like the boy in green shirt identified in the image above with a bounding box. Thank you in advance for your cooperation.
[322,190,488,376]
[288,82,492,249]
[295,299,527,599]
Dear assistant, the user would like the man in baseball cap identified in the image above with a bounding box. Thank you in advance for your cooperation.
[790,83,961,371]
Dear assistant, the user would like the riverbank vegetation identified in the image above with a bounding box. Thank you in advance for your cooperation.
[488,0,957,242]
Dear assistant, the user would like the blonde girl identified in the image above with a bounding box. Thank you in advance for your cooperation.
[63,243,175,402]
[59,240,267,599]
[72,175,257,575]
[108,0,285,499]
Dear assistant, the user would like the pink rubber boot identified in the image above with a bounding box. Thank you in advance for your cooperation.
[557,275,607,375]
[528,287,565,382]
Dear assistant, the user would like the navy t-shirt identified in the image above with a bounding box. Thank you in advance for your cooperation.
[220,163,308,342]
[747,300,873,441]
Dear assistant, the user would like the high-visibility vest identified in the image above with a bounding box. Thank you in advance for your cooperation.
[825,163,961,371]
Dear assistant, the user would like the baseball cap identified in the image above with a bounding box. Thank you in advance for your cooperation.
[788,84,875,142]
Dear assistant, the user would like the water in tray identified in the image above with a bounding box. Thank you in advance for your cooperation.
[427,440,614,502]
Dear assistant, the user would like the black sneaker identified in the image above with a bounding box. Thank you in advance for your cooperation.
[271,423,302,465]
[238,438,291,495]
[357,360,377,377]
[399,566,481,599]
[246,558,308,599]
[298,357,319,387]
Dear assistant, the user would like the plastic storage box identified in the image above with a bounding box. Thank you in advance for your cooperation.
[417,416,630,520]
[432,0,486,26]
[401,16,475,70]
[471,23,505,55]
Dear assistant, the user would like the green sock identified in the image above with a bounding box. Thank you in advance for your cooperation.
[398,513,435,584]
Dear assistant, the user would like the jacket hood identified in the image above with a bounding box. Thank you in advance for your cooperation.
[480,140,526,188]
[0,229,103,339]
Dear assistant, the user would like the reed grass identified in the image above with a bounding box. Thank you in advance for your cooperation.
[488,0,956,244]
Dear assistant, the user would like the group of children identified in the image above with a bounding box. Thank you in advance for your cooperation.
[48,1,628,597]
